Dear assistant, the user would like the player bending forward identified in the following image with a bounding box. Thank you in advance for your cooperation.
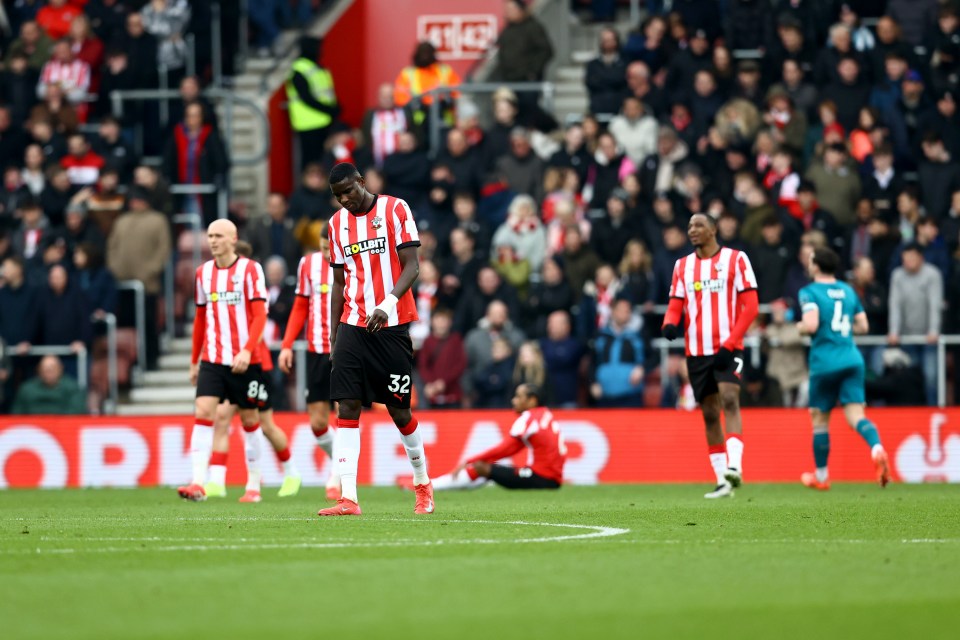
[320,162,433,516]
[428,384,565,490]
[797,247,890,490]
[179,220,268,502]
[662,213,759,498]
[278,223,341,501]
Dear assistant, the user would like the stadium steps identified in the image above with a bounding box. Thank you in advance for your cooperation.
[548,17,634,125]
[220,0,355,218]
[117,339,195,415]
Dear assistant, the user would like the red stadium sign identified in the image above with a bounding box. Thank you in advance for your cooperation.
[416,14,498,60]
[2,409,959,488]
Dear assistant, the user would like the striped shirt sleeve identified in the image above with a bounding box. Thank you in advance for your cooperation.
[247,261,268,301]
[194,266,206,306]
[295,256,310,297]
[393,198,420,249]
[734,251,758,293]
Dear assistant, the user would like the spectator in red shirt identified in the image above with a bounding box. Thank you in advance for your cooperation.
[68,15,104,92]
[37,0,82,41]
[417,309,467,408]
[60,133,105,186]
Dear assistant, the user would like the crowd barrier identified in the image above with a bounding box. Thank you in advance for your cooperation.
[2,409,958,488]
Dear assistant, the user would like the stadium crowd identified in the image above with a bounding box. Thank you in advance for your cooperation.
[332,0,958,410]
[0,0,329,413]
[1,0,958,413]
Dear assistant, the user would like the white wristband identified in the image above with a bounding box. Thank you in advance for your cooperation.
[375,294,399,315]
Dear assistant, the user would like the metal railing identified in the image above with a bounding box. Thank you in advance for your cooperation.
[416,82,556,158]
[16,345,88,390]
[118,280,147,385]
[92,312,120,414]
[652,333,960,408]
[163,213,204,346]
[108,87,271,166]
[256,0,355,94]
[169,183,229,222]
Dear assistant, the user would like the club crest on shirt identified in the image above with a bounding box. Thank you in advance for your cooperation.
[371,215,383,230]
[231,274,242,285]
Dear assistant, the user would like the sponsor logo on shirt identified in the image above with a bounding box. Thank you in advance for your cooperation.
[315,283,330,295]
[209,291,244,304]
[690,279,725,294]
[344,237,387,257]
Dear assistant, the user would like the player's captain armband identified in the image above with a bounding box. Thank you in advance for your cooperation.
[802,302,818,313]
[375,293,399,315]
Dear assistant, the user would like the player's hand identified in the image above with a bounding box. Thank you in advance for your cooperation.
[927,332,940,345]
[231,349,252,374]
[887,333,900,346]
[189,363,199,386]
[366,309,388,333]
[662,324,680,340]
[278,347,294,373]
[714,347,733,371]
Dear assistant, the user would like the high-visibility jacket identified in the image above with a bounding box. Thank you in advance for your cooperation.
[393,63,461,108]
[285,58,336,131]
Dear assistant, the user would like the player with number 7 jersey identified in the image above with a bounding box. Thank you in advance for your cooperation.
[661,214,759,498]
[318,162,434,517]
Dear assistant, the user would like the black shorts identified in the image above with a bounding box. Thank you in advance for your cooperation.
[331,323,414,408]
[686,350,744,403]
[196,361,263,409]
[488,465,561,489]
[306,351,333,405]
[256,370,273,411]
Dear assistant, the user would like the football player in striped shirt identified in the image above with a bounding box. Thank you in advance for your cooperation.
[179,219,268,502]
[202,240,302,503]
[661,213,759,498]
[318,162,433,516]
[278,223,341,501]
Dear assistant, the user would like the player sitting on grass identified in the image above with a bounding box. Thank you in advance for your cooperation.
[797,246,891,490]
[425,384,566,490]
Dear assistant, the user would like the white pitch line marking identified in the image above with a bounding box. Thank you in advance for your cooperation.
[2,520,630,555]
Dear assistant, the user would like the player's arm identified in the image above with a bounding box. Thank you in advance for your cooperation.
[367,245,419,332]
[329,266,345,353]
[797,305,819,336]
[190,307,206,386]
[458,437,526,470]
[278,295,309,373]
[661,260,684,339]
[233,299,266,374]
[853,311,869,335]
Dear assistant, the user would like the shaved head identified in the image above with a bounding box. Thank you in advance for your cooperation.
[208,219,237,238]
[207,218,238,263]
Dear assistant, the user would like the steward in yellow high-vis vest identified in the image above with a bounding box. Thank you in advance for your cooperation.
[393,41,461,129]
[286,36,340,168]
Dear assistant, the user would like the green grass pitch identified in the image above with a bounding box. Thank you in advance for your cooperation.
[2,484,959,640]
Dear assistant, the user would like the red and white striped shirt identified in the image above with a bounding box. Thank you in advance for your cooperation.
[370,108,406,166]
[294,251,335,353]
[328,194,420,328]
[38,59,91,102]
[669,247,758,357]
[195,257,268,366]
